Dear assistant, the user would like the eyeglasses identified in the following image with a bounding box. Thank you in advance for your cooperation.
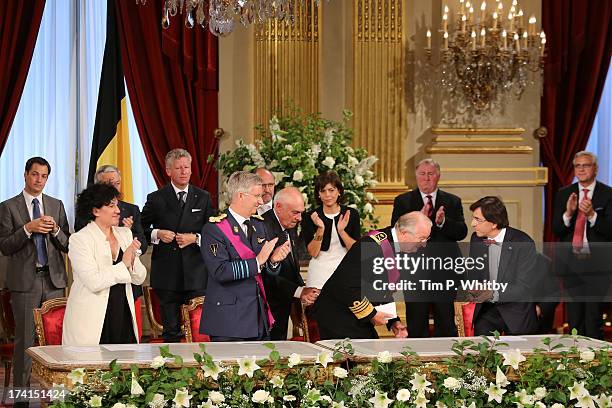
[472,216,487,224]
[242,192,263,201]
[261,183,275,189]
[573,163,594,169]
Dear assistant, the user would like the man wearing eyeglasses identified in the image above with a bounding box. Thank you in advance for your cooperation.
[552,151,612,339]
[255,168,276,215]
[467,196,538,336]
[200,171,290,341]
[391,158,467,337]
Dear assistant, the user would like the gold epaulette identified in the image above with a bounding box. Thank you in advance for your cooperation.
[251,214,264,221]
[349,297,375,320]
[209,213,228,223]
[369,232,387,245]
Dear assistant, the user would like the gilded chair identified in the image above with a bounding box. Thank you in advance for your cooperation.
[32,297,68,346]
[180,296,210,343]
[143,286,163,340]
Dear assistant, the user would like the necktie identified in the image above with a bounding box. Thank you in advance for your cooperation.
[243,220,253,242]
[177,191,186,208]
[31,198,48,266]
[483,239,498,246]
[572,189,589,250]
[424,195,434,218]
[285,230,294,264]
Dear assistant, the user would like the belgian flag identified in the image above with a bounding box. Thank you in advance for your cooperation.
[87,0,133,203]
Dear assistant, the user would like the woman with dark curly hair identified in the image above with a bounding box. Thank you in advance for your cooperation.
[62,183,146,345]
[301,171,361,289]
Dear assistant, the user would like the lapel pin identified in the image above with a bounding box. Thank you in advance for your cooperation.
[232,225,239,234]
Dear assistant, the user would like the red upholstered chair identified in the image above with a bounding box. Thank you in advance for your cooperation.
[289,300,311,342]
[0,289,15,404]
[181,296,210,343]
[134,296,143,342]
[33,297,67,346]
[143,286,164,341]
[454,301,476,337]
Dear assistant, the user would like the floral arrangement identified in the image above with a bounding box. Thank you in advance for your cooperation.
[216,109,379,229]
[48,333,612,408]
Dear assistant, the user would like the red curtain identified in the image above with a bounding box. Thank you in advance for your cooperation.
[541,0,612,241]
[0,0,46,155]
[114,0,219,201]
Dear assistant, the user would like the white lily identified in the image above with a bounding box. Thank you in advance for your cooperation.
[237,356,260,378]
[150,356,166,369]
[316,352,334,367]
[201,362,223,380]
[130,372,144,396]
[485,382,507,403]
[501,349,526,370]
[410,373,432,392]
[67,368,86,385]
[287,352,301,367]
[569,381,589,400]
[368,391,393,408]
[89,395,102,407]
[496,366,509,387]
[173,388,192,407]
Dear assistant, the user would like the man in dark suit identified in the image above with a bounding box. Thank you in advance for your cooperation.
[391,158,467,337]
[467,196,538,336]
[199,171,290,341]
[314,211,432,340]
[141,148,215,342]
[0,157,69,396]
[261,187,319,340]
[552,151,612,339]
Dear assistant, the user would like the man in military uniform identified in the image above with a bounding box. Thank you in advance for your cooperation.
[314,211,432,339]
[199,171,291,341]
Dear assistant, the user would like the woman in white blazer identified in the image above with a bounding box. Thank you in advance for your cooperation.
[63,184,146,346]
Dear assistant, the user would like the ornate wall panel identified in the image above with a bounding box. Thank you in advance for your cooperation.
[353,0,405,184]
[254,0,320,134]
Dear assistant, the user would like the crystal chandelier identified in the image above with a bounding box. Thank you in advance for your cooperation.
[425,0,546,113]
[138,0,320,37]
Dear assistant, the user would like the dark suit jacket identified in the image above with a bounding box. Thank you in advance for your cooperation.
[75,200,148,254]
[314,227,399,339]
[199,211,279,338]
[469,227,538,334]
[0,193,70,291]
[391,189,467,243]
[300,205,361,251]
[391,189,467,290]
[261,209,304,318]
[552,181,612,243]
[141,184,214,291]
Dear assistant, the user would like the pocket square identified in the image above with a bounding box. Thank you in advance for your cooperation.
[191,208,202,212]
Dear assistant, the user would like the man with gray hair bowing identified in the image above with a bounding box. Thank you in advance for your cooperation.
[200,171,290,341]
[314,211,432,339]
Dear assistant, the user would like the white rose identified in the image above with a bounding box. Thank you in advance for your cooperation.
[287,353,301,367]
[534,387,547,400]
[208,391,225,404]
[148,393,166,408]
[580,348,595,362]
[377,351,392,363]
[364,203,373,213]
[322,156,336,168]
[396,389,411,401]
[293,170,304,181]
[348,156,359,167]
[286,144,294,151]
[550,404,565,408]
[366,192,374,201]
[150,356,166,369]
[333,367,348,378]
[283,395,297,401]
[443,377,461,391]
[112,404,126,408]
[252,390,271,404]
[354,175,364,186]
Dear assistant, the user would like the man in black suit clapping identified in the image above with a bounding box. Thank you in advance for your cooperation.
[261,187,319,340]
[391,159,467,337]
[141,148,215,342]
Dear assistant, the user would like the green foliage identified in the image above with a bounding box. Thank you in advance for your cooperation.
[217,109,379,229]
[50,338,612,408]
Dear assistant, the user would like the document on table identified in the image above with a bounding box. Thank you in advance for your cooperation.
[375,302,398,319]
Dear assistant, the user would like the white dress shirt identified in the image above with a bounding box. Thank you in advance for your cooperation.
[562,181,597,249]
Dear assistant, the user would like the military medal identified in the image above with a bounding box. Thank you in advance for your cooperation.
[210,243,218,256]
[233,225,239,234]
